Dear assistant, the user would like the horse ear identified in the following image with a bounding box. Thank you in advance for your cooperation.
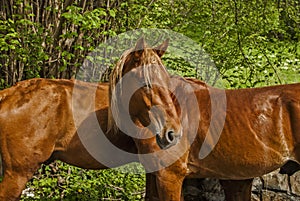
[154,38,169,57]
[134,37,146,57]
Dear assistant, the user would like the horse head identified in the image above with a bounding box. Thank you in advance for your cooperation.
[108,37,182,150]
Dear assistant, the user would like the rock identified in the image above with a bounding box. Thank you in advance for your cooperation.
[259,190,297,201]
[183,178,225,201]
[184,168,300,201]
[260,170,289,192]
[251,193,261,201]
[290,171,300,195]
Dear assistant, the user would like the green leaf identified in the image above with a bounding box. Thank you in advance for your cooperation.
[109,9,116,18]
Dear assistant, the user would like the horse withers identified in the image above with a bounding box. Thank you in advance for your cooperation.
[0,79,138,200]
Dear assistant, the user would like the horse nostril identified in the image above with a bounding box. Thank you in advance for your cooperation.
[166,130,175,143]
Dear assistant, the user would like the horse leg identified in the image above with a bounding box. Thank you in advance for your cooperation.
[145,173,159,201]
[220,179,253,201]
[0,135,54,200]
[155,171,184,201]
[0,168,38,201]
[145,173,185,201]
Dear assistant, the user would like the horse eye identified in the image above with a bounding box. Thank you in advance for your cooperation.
[133,57,140,62]
[151,57,156,63]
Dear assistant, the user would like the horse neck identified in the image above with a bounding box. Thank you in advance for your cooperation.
[106,128,137,153]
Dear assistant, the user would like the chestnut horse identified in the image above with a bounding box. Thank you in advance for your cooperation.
[152,76,300,200]
[0,78,139,200]
[109,38,300,200]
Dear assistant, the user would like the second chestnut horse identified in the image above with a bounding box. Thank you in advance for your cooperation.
[154,76,300,200]
[0,79,139,200]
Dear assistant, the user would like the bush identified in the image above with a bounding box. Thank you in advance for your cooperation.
[21,162,145,201]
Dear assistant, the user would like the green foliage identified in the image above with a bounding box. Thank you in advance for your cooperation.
[1,0,299,88]
[21,162,145,201]
[109,0,299,88]
[62,6,108,31]
[157,0,299,88]
[0,0,299,199]
[0,15,48,86]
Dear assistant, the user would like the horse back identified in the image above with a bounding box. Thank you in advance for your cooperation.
[187,82,300,179]
[0,79,109,163]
